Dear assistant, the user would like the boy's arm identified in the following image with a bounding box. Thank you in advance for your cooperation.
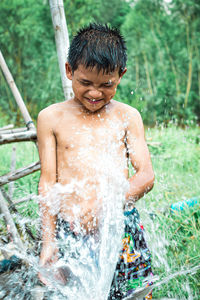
[125,109,154,205]
[37,110,57,271]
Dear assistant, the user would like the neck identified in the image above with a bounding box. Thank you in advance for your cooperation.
[72,98,112,116]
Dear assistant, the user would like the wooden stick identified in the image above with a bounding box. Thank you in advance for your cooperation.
[0,161,41,186]
[1,186,37,208]
[147,141,161,147]
[0,127,27,135]
[0,190,24,250]
[0,124,14,131]
[11,194,37,206]
[8,146,16,198]
[0,50,35,130]
[0,130,37,145]
[0,187,13,206]
[49,0,73,100]
[0,188,38,241]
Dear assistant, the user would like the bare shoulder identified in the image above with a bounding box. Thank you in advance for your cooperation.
[113,100,143,127]
[37,101,71,131]
[37,102,65,120]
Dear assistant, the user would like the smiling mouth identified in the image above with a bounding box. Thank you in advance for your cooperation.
[86,98,103,104]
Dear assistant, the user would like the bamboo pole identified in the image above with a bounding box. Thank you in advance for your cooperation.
[11,194,37,206]
[1,186,37,208]
[0,50,35,130]
[0,130,37,145]
[0,161,41,186]
[8,146,16,198]
[0,190,24,250]
[0,127,27,135]
[0,187,13,206]
[49,0,73,100]
[0,188,38,241]
[0,124,14,131]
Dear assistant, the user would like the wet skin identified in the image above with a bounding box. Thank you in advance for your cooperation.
[37,64,154,285]
[65,63,124,113]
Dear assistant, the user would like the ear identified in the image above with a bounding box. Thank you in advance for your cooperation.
[65,62,73,80]
[118,68,127,84]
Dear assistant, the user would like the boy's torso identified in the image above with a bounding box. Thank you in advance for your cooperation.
[47,99,131,223]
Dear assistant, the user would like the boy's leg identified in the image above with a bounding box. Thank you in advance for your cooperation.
[56,218,100,286]
[109,208,153,300]
[56,218,82,284]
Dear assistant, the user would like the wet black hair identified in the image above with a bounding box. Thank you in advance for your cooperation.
[68,23,127,76]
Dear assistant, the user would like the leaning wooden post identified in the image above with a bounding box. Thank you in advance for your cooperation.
[8,146,16,198]
[0,189,24,251]
[0,161,41,186]
[0,50,35,131]
[49,0,73,100]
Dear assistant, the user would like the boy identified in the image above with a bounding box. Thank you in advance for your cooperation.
[37,23,154,299]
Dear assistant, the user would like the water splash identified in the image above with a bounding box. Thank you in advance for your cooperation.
[1,123,200,299]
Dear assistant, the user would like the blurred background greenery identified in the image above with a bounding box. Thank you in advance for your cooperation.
[0,0,200,127]
[0,1,200,298]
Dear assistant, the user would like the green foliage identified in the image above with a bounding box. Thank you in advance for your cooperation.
[118,0,200,125]
[0,0,63,124]
[0,0,199,125]
[64,0,129,38]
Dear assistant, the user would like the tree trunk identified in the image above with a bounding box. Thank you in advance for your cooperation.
[49,0,73,100]
[142,50,153,95]
[155,24,181,96]
[135,55,139,86]
[195,44,200,98]
[150,18,166,77]
[184,21,193,108]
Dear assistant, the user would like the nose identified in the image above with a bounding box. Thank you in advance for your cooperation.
[88,88,102,99]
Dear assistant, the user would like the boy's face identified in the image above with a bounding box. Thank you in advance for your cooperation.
[66,63,126,113]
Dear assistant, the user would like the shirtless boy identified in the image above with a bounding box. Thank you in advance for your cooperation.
[37,23,154,299]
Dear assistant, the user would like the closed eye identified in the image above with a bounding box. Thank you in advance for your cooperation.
[80,81,91,86]
[102,83,113,88]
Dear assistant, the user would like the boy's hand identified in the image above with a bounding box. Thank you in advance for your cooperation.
[69,205,99,235]
[79,208,99,234]
[38,243,59,286]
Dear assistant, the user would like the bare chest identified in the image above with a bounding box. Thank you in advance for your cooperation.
[55,116,127,156]
[53,112,129,186]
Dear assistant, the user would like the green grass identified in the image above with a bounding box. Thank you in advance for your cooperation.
[0,141,40,198]
[0,125,200,298]
[0,141,40,242]
[147,125,200,206]
[137,125,200,299]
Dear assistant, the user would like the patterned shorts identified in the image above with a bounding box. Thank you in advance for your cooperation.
[108,208,153,299]
[56,208,153,300]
